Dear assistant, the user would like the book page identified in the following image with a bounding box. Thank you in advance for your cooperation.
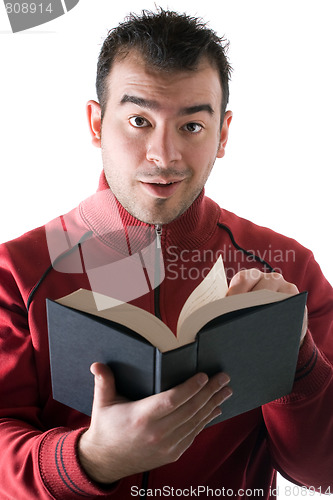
[177,256,228,335]
[56,289,180,353]
[178,289,292,346]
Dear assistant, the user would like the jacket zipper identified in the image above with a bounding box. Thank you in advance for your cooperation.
[140,225,163,498]
[154,224,162,316]
[155,224,162,249]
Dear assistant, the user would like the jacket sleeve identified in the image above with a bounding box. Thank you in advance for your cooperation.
[262,251,333,490]
[0,242,119,499]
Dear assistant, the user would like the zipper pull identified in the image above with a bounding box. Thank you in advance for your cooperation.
[155,224,162,249]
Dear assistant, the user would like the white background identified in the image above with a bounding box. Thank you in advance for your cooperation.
[0,1,332,497]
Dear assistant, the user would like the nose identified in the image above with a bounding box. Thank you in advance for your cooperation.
[146,126,182,167]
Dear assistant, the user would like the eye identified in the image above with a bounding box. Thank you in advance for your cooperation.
[183,122,203,134]
[129,116,150,128]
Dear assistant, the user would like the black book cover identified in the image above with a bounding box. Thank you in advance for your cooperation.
[47,292,307,424]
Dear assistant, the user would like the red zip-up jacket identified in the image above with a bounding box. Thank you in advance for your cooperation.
[0,175,332,499]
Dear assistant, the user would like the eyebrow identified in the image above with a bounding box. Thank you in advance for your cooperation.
[120,94,214,116]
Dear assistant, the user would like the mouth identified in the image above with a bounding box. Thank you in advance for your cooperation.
[139,179,184,198]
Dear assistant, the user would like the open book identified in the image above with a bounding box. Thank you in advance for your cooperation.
[47,257,307,424]
[53,257,296,352]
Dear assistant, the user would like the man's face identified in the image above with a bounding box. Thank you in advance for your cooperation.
[88,51,232,225]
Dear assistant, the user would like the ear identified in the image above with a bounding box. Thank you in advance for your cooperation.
[86,100,102,148]
[217,110,233,159]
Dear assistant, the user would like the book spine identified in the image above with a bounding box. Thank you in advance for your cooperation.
[154,349,163,394]
[154,343,198,395]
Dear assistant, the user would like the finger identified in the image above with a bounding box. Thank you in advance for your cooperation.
[227,269,299,296]
[251,272,299,294]
[166,372,231,418]
[227,268,263,296]
[140,372,211,420]
[90,362,119,409]
[164,387,233,462]
[170,382,233,436]
[147,372,231,432]
[174,373,232,424]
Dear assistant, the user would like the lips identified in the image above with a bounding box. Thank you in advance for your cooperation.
[141,178,184,184]
[139,179,184,198]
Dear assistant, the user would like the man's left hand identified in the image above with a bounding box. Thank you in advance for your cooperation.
[226,269,308,345]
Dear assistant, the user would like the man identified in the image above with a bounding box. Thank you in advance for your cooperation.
[0,9,332,499]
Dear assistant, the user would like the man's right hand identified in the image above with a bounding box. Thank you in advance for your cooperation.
[78,363,232,484]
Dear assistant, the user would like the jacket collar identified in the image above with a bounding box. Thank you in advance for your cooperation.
[79,172,221,253]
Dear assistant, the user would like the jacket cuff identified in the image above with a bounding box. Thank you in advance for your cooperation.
[39,427,119,498]
[275,330,332,404]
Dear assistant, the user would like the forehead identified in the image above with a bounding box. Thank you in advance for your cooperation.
[105,51,222,113]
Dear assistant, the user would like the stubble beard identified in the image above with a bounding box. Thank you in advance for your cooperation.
[102,149,216,225]
[103,167,204,226]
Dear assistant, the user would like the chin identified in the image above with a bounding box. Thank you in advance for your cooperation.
[140,208,189,226]
[120,195,193,226]
[136,214,175,226]
[129,207,179,226]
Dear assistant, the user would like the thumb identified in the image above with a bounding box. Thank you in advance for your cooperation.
[90,362,118,409]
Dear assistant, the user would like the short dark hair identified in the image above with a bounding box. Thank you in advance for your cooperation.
[96,8,232,122]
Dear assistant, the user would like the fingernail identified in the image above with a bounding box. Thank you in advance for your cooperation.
[197,373,209,386]
[217,373,230,387]
[223,387,233,401]
[213,407,222,418]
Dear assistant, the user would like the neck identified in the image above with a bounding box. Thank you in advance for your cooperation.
[81,172,220,252]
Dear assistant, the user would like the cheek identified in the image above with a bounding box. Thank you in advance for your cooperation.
[102,130,145,169]
[115,130,147,162]
[189,141,217,176]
